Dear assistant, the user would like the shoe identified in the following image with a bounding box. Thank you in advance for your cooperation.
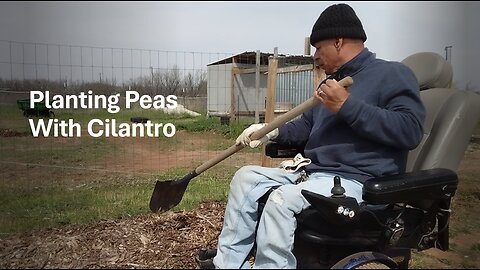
[197,248,217,269]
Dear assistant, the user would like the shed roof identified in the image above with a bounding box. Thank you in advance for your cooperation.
[207,51,313,67]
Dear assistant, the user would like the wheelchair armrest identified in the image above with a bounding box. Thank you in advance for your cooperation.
[265,141,305,158]
[362,168,458,205]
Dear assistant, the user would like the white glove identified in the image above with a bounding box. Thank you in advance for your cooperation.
[236,123,279,148]
[279,153,311,173]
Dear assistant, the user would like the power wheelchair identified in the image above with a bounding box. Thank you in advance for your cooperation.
[197,52,480,268]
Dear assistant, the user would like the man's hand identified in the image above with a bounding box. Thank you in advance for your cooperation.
[236,123,279,148]
[314,79,350,113]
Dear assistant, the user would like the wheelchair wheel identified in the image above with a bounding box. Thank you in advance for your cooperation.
[330,251,397,269]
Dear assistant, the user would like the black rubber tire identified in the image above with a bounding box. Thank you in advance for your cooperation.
[331,251,397,269]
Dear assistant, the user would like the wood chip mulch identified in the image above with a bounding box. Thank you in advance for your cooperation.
[0,201,226,269]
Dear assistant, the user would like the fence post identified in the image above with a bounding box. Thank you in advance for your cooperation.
[262,47,279,166]
[304,37,311,56]
[230,56,237,122]
[255,50,261,124]
[264,47,278,123]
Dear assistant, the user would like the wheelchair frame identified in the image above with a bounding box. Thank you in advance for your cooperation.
[197,142,458,269]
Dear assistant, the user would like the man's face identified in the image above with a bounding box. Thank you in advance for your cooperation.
[312,39,341,75]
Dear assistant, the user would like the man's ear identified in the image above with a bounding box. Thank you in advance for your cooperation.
[334,38,343,50]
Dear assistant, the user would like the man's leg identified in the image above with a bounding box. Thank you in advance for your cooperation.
[213,165,300,269]
[253,172,364,269]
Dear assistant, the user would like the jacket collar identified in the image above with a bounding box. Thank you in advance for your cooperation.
[333,48,374,80]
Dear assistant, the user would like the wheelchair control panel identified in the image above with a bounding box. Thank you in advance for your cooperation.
[302,176,361,224]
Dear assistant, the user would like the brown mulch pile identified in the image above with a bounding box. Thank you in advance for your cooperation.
[0,201,226,269]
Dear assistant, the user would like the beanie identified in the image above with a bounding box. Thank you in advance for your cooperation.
[310,3,367,46]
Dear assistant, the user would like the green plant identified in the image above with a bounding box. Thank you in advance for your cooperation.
[0,167,235,237]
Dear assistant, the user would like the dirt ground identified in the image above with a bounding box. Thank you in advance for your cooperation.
[0,141,479,269]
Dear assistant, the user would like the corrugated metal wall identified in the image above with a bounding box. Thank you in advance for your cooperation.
[275,70,314,110]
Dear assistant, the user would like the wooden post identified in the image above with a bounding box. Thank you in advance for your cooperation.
[255,50,261,123]
[304,37,311,56]
[314,66,326,89]
[230,57,237,122]
[262,48,279,167]
[264,48,278,123]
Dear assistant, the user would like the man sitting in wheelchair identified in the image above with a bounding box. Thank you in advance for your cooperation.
[199,3,478,269]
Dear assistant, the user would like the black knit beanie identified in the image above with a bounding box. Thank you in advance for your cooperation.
[310,3,367,46]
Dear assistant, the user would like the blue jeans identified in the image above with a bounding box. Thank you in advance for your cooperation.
[212,165,364,269]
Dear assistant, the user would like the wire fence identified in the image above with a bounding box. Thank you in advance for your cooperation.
[0,40,318,182]
[0,40,238,179]
[0,40,231,86]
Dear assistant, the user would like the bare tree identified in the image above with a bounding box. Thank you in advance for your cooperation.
[183,70,207,97]
[157,66,181,96]
[118,66,207,97]
[195,70,207,97]
[183,72,195,97]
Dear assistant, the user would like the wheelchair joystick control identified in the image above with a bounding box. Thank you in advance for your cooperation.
[331,176,346,198]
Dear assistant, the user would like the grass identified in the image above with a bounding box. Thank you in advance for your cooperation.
[0,167,235,237]
[0,176,147,234]
[175,114,252,140]
[0,104,251,237]
[1,136,112,165]
[0,105,32,134]
[177,166,233,210]
[1,103,252,140]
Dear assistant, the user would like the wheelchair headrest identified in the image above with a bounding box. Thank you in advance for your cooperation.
[401,52,453,90]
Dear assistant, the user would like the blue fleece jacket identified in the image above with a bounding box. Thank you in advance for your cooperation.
[274,48,426,183]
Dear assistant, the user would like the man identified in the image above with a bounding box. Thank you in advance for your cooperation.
[212,3,426,269]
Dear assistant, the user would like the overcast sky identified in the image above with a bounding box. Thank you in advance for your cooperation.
[0,1,479,90]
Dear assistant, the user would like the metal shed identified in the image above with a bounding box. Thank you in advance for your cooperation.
[206,51,315,120]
